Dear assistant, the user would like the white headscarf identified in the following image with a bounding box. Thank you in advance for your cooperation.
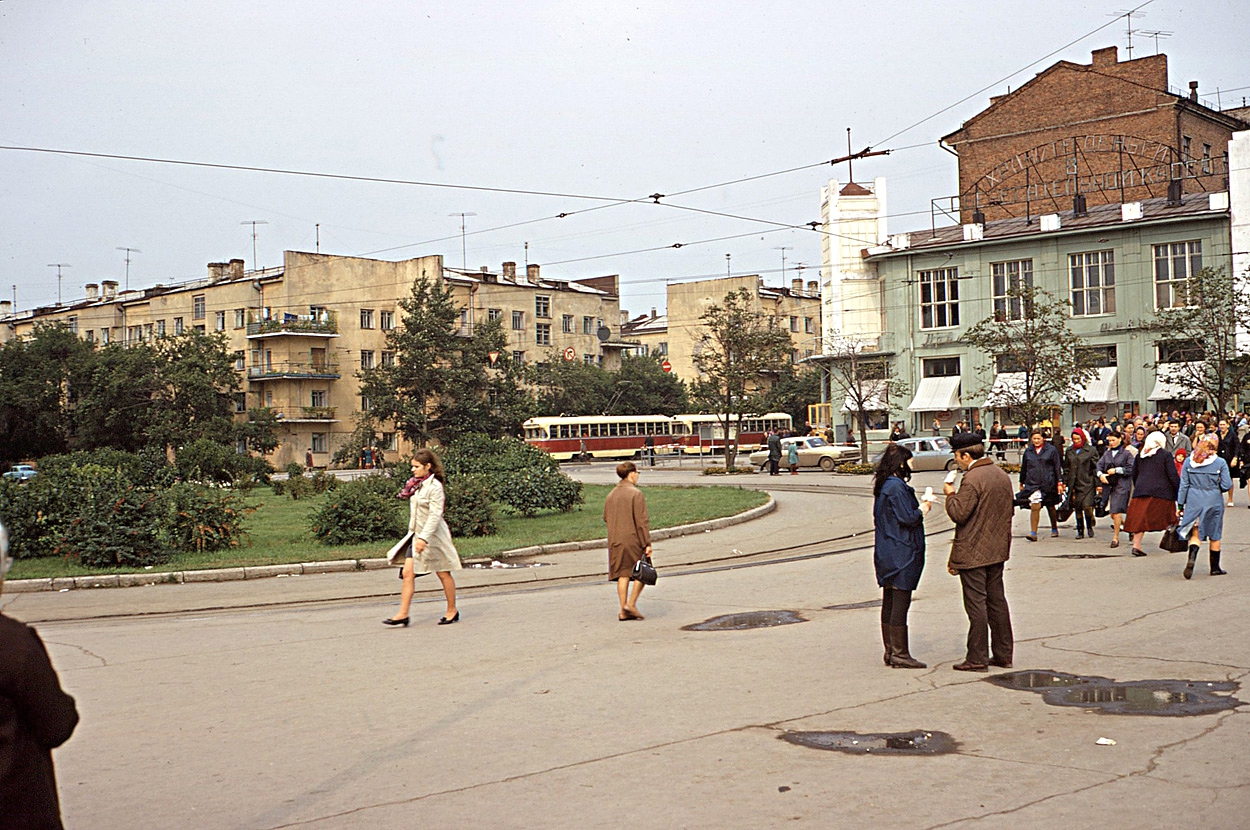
[1140,430,1167,458]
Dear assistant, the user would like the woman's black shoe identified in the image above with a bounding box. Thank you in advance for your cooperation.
[382,617,410,627]
[438,611,460,625]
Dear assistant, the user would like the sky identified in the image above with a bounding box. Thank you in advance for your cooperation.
[1,0,1247,316]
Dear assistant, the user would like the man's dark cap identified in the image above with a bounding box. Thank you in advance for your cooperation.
[950,432,984,451]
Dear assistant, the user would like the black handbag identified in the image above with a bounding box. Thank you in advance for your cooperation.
[631,555,657,586]
[1159,525,1189,553]
[1055,491,1074,522]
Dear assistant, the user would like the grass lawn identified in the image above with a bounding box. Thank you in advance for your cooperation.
[7,484,768,580]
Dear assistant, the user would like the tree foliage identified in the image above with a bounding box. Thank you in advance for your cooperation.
[528,352,687,417]
[822,337,908,463]
[0,325,92,467]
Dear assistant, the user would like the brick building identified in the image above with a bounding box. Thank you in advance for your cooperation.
[943,46,1248,223]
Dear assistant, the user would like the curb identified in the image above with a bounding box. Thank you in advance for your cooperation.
[3,496,776,593]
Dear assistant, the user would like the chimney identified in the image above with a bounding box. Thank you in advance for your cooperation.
[1091,46,1118,69]
[229,259,245,278]
[620,310,629,325]
[1188,81,1199,102]
[1167,179,1183,205]
[527,263,541,284]
[208,262,228,283]
[791,278,803,294]
[650,307,657,319]
[479,265,489,273]
[0,300,11,317]
[807,280,818,295]
[1073,194,1088,216]
[502,261,517,280]
[1121,202,1144,222]
[102,280,119,300]
[85,283,99,300]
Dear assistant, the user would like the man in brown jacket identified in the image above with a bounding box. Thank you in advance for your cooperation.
[943,432,1015,672]
[604,461,653,621]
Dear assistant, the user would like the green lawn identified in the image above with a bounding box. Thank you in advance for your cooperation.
[6,484,768,580]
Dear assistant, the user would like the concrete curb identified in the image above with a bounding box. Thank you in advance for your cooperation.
[3,495,776,593]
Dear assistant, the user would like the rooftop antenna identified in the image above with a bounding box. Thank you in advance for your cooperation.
[524,241,529,269]
[315,223,320,253]
[47,263,71,305]
[449,212,476,270]
[240,220,268,270]
[846,127,854,182]
[1138,29,1172,55]
[725,253,731,277]
[775,246,792,283]
[115,247,141,290]
[1110,8,1143,59]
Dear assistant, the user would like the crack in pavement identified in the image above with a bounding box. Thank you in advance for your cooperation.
[1038,641,1250,673]
[42,639,108,668]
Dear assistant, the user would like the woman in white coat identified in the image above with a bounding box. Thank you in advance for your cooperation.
[384,448,461,626]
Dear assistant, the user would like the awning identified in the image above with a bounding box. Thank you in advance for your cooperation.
[1073,367,1119,403]
[906,375,961,412]
[983,372,1028,408]
[1149,363,1206,401]
[842,380,889,412]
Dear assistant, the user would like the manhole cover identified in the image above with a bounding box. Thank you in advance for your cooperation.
[682,610,806,631]
[823,599,883,611]
[1049,554,1117,559]
[780,730,958,755]
[987,671,1242,716]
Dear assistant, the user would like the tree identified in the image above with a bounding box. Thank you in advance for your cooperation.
[615,354,688,415]
[530,355,615,416]
[70,341,162,453]
[690,287,793,469]
[1148,266,1250,414]
[148,331,242,451]
[0,324,93,467]
[822,336,908,463]
[961,285,1097,430]
[759,364,821,433]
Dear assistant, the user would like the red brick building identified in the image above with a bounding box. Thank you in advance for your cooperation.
[942,46,1248,223]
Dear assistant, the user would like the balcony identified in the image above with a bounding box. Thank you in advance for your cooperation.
[247,361,341,380]
[247,309,338,338]
[263,406,339,423]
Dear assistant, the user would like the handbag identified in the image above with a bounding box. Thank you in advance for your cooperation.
[1055,491,1074,522]
[1159,525,1189,553]
[631,555,658,586]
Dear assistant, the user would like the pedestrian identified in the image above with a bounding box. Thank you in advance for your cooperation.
[889,421,910,442]
[1164,420,1192,456]
[1064,428,1100,539]
[873,443,931,669]
[306,448,314,470]
[1020,429,1064,541]
[384,449,461,626]
[1215,419,1239,506]
[1177,435,1231,579]
[943,432,1015,672]
[767,429,782,476]
[0,522,81,830]
[604,461,653,620]
[1097,430,1135,549]
[1123,431,1180,558]
[1237,426,1250,505]
[787,439,800,475]
[1091,418,1110,455]
[932,418,942,438]
[989,421,1008,461]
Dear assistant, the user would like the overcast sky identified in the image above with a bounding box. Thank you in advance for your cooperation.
[2,0,1246,316]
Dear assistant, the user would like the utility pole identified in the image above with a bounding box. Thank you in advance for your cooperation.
[240,220,268,270]
[725,253,732,277]
[115,247,141,291]
[315,223,320,253]
[449,212,476,269]
[47,263,71,305]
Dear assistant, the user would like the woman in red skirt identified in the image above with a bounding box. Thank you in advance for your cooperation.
[1124,430,1180,557]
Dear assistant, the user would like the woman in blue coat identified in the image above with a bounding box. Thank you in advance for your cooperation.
[873,442,931,669]
[1177,435,1232,579]
[1020,429,1065,541]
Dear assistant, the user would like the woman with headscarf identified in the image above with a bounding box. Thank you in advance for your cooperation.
[384,448,461,626]
[1020,428,1065,541]
[1123,430,1180,557]
[1097,430,1135,548]
[1064,427,1100,539]
[1177,435,1231,579]
[872,442,931,668]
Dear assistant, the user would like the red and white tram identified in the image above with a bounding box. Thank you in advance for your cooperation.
[522,412,793,460]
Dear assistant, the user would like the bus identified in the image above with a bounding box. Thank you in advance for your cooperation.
[671,412,793,454]
[522,415,680,460]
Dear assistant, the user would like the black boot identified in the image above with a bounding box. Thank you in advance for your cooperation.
[881,622,891,665]
[1075,516,1085,540]
[1211,549,1227,576]
[1184,545,1199,579]
[885,625,926,669]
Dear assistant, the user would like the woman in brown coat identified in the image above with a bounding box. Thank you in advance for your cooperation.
[604,461,652,620]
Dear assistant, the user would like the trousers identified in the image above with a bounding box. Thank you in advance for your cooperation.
[958,562,1013,664]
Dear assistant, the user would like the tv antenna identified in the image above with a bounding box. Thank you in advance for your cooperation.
[240,220,268,270]
[115,247,141,290]
[449,212,476,269]
[775,246,792,282]
[1138,29,1172,55]
[1110,8,1144,59]
[47,263,71,305]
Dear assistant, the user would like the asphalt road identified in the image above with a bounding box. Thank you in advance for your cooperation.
[4,467,1247,829]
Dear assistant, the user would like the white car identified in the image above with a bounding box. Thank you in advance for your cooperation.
[748,436,861,472]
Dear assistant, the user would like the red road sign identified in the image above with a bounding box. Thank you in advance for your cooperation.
[563,347,577,361]
[661,360,672,373]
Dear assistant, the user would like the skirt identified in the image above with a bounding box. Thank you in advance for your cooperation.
[1123,496,1178,534]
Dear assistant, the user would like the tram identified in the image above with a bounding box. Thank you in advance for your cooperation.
[522,412,794,460]
[670,412,793,454]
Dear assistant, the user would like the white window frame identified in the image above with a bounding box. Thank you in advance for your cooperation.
[1153,240,1202,310]
[1069,250,1115,317]
[991,259,1033,322]
[919,267,959,330]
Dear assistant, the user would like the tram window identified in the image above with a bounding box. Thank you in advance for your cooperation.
[643,422,653,435]
[593,424,602,437]
[627,423,638,436]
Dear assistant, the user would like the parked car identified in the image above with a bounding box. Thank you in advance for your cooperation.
[3,464,38,482]
[748,436,860,472]
[871,437,957,471]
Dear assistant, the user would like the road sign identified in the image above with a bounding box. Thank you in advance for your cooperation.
[488,351,500,365]
[661,360,672,373]
[563,347,577,362]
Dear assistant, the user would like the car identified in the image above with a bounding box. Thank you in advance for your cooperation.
[3,464,38,482]
[748,435,861,472]
[872,437,958,471]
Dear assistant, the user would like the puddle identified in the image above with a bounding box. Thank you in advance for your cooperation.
[1049,554,1117,560]
[467,561,552,569]
[682,610,806,631]
[988,671,1242,716]
[823,600,883,611]
[780,730,958,755]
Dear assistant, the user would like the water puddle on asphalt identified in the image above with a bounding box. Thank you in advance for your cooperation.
[1049,554,1117,559]
[682,610,806,631]
[780,730,958,755]
[823,599,883,611]
[987,671,1242,716]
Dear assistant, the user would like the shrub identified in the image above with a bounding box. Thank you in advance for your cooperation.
[442,434,582,515]
[0,477,56,559]
[162,482,252,552]
[700,466,754,475]
[496,467,584,516]
[309,477,405,545]
[833,462,877,475]
[445,475,497,537]
[310,470,339,494]
[285,461,306,478]
[52,464,169,568]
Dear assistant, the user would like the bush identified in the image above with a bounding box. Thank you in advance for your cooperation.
[833,462,877,475]
[310,470,339,494]
[162,482,252,552]
[52,463,169,568]
[0,477,56,559]
[700,466,754,475]
[496,467,584,516]
[445,475,497,537]
[442,434,582,515]
[309,477,405,545]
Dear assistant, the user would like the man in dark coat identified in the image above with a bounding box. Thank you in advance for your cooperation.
[943,432,1015,672]
[604,461,653,620]
[0,524,80,830]
[766,429,782,476]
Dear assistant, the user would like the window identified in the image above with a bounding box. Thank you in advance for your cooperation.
[656,341,668,357]
[234,308,246,328]
[361,395,373,412]
[991,259,1033,321]
[215,310,226,331]
[1154,241,1202,309]
[919,268,959,329]
[922,356,961,377]
[804,317,813,333]
[487,308,502,322]
[311,433,327,453]
[1157,340,1205,364]
[67,316,77,334]
[512,311,525,330]
[360,350,375,370]
[174,317,184,334]
[459,309,470,335]
[1181,135,1192,160]
[583,316,594,334]
[535,296,551,318]
[360,309,375,329]
[233,393,247,414]
[789,315,799,332]
[155,319,166,336]
[127,325,141,343]
[144,323,154,341]
[85,330,95,342]
[562,314,574,333]
[512,350,525,365]
[311,390,326,407]
[380,310,395,330]
[1202,144,1212,174]
[1070,251,1115,316]
[235,437,248,455]
[193,325,206,334]
[381,350,395,367]
[383,432,398,451]
[584,354,596,365]
[1077,345,1118,367]
[536,323,552,346]
[233,350,245,371]
[100,329,110,344]
[192,295,206,320]
[309,305,328,322]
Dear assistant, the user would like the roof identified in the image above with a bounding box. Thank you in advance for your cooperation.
[443,267,617,297]
[839,181,873,196]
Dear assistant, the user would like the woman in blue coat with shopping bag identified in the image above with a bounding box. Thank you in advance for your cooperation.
[1177,435,1232,580]
[873,443,931,669]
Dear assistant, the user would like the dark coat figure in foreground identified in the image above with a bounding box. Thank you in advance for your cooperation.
[943,432,1015,672]
[766,430,783,476]
[604,461,653,620]
[872,443,932,668]
[0,525,80,830]
[1064,428,1100,539]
